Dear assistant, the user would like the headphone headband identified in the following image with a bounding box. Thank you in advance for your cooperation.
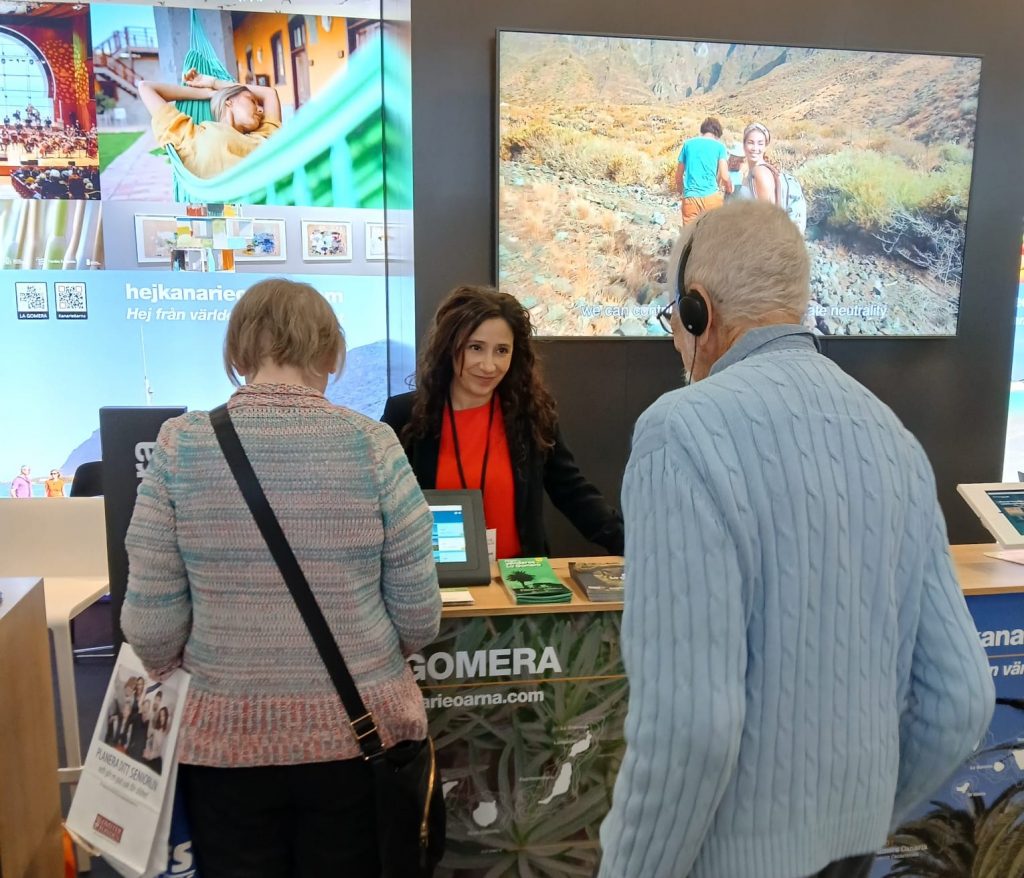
[675,219,709,337]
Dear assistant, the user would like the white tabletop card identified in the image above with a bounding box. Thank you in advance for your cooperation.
[985,550,1024,566]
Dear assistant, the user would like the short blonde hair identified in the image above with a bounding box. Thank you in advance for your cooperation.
[224,279,345,385]
[676,200,810,329]
[210,84,252,123]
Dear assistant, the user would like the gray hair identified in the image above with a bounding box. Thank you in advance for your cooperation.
[209,84,252,123]
[673,201,810,329]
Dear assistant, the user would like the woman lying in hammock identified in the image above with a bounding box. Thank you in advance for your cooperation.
[138,69,282,180]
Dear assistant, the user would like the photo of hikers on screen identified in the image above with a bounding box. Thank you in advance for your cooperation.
[498,33,980,337]
[675,117,807,235]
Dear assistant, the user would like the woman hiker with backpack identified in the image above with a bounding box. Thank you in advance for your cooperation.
[738,122,779,203]
[737,121,807,235]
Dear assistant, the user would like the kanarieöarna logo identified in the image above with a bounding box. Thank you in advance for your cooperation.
[979,627,1024,647]
[409,646,562,682]
[135,442,157,479]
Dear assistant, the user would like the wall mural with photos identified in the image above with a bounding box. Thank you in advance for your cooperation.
[0,0,414,499]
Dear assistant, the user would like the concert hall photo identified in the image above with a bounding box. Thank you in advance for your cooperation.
[0,2,99,200]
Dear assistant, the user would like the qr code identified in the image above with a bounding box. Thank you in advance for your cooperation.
[15,281,48,318]
[55,282,87,319]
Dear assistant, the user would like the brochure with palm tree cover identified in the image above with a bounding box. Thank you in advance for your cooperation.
[498,557,573,604]
[568,561,625,601]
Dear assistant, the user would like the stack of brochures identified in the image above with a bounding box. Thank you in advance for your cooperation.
[568,561,625,601]
[498,557,574,604]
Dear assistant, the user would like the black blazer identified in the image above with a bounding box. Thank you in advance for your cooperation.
[381,392,624,558]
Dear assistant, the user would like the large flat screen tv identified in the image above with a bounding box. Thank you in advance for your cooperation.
[497,30,982,338]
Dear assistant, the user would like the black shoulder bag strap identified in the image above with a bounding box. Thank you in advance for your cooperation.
[209,404,385,760]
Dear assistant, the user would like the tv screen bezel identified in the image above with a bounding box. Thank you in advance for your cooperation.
[493,27,985,341]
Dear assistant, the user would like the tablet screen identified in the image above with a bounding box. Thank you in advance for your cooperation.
[986,490,1024,537]
[422,489,491,586]
[430,504,468,563]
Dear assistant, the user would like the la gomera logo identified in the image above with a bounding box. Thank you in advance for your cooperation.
[93,813,124,844]
[409,646,562,682]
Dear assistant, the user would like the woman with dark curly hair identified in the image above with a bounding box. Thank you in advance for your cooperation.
[382,285,624,559]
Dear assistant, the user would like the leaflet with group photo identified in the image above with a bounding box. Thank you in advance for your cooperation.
[67,644,191,877]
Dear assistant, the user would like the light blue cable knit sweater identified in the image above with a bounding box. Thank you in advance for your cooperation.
[599,325,995,878]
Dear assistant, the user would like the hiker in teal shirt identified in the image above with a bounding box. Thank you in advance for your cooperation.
[675,116,732,225]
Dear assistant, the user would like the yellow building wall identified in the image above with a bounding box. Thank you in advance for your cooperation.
[231,13,350,111]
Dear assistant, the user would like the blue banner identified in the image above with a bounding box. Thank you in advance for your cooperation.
[869,592,1024,876]
[157,785,198,878]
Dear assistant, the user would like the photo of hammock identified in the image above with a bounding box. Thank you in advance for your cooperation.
[93,6,409,209]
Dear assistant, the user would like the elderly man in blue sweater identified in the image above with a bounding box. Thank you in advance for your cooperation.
[599,200,995,878]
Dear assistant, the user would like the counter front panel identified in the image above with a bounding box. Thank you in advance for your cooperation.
[427,548,1024,876]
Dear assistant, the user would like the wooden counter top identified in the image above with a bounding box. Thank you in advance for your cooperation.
[442,557,623,618]
[951,544,1024,596]
[441,547,1024,619]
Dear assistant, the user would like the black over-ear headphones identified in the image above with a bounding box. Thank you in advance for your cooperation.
[675,218,709,337]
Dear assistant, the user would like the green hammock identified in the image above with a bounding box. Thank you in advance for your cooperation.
[168,11,411,209]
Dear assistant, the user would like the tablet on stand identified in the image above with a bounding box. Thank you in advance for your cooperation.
[958,482,1024,563]
[423,489,492,586]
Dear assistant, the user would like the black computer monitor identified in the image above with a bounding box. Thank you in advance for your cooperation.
[422,489,491,586]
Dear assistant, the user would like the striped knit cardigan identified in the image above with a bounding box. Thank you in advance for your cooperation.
[122,383,441,766]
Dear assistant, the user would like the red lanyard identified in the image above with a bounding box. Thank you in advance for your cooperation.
[447,394,496,493]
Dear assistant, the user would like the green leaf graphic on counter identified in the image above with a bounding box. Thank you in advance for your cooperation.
[420,611,627,876]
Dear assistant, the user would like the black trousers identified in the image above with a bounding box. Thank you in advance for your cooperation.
[810,854,875,878]
[179,758,379,878]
